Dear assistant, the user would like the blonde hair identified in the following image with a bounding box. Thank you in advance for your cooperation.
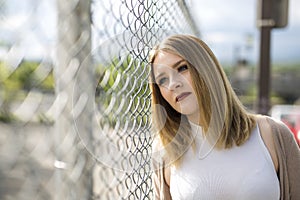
[149,34,256,167]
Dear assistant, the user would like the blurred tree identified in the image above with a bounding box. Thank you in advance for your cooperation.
[0,61,54,122]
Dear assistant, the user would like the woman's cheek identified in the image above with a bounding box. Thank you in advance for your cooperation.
[160,90,172,107]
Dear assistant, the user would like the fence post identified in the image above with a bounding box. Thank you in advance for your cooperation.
[257,0,273,115]
[55,0,94,199]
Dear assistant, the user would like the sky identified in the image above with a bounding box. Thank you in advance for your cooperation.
[0,0,299,65]
[0,0,56,63]
[190,0,300,65]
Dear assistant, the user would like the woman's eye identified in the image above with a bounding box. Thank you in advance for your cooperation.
[178,65,188,72]
[157,77,167,86]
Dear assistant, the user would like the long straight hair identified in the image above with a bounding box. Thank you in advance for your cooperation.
[149,34,256,167]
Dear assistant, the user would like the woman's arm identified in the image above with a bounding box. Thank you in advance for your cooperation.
[257,115,279,172]
[152,159,172,200]
[267,116,300,200]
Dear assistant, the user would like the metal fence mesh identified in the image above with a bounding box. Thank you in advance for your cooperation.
[0,0,199,199]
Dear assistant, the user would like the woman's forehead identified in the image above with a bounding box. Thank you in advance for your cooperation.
[153,51,183,68]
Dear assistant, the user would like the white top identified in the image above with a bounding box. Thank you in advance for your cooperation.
[170,122,280,200]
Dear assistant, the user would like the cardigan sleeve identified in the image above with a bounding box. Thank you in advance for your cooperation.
[267,117,300,200]
[152,140,172,200]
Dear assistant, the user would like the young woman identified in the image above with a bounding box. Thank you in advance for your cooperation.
[149,34,300,200]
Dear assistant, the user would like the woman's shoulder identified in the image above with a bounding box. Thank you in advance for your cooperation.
[152,137,164,153]
[255,115,279,171]
[256,114,297,146]
[152,138,166,164]
[256,114,289,131]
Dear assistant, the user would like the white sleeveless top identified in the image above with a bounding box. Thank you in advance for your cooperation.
[170,122,280,200]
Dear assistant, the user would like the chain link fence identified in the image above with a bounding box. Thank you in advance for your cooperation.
[0,0,199,199]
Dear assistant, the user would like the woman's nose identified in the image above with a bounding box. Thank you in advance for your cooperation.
[168,76,182,90]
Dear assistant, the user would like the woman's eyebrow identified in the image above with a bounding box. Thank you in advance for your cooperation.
[171,59,185,69]
[154,72,165,81]
[154,59,185,80]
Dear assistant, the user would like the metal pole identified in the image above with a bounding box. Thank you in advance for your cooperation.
[55,0,93,199]
[257,0,273,115]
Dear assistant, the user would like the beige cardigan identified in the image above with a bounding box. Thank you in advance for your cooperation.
[152,116,300,200]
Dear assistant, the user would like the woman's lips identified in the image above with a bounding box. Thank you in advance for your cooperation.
[176,92,191,102]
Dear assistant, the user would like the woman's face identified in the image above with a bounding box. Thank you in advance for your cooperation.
[152,51,200,123]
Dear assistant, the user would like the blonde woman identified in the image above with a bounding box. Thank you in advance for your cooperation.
[149,34,300,200]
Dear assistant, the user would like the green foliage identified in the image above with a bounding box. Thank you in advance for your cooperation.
[229,62,300,108]
[95,55,151,128]
[0,61,55,93]
[40,69,55,92]
[0,60,54,122]
[273,63,300,73]
[11,61,39,90]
